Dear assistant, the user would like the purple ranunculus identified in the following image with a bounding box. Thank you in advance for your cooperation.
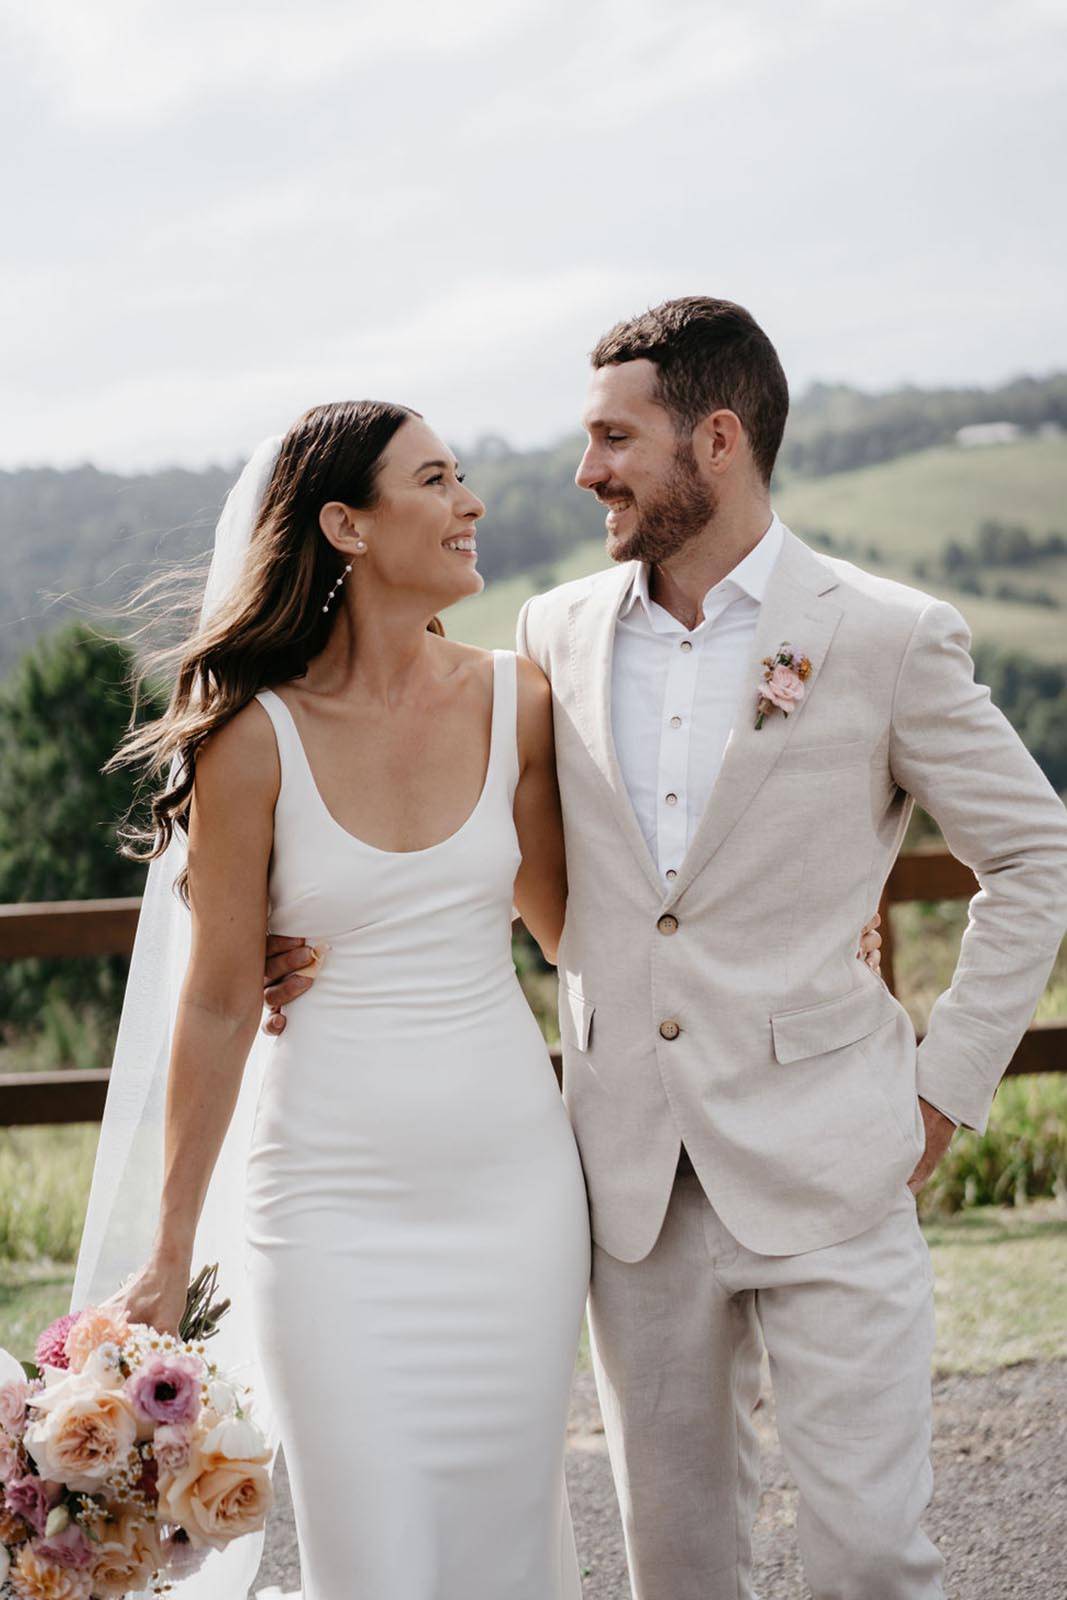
[36,1520,93,1569]
[125,1354,204,1428]
[5,1474,62,1534]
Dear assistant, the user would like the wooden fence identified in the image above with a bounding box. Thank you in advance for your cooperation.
[0,854,1063,1126]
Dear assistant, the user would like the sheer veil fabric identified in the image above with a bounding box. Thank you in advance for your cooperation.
[70,438,291,1600]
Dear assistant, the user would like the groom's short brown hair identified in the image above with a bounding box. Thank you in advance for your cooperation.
[590,297,789,484]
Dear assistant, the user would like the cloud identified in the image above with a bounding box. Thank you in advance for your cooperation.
[0,263,651,469]
[2,0,1064,469]
[4,0,528,122]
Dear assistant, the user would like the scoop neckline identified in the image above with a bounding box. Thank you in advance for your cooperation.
[261,650,501,858]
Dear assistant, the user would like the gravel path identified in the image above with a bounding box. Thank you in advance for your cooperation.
[252,1359,1067,1598]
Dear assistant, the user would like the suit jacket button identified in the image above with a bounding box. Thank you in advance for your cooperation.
[659,1020,681,1041]
[657,914,679,935]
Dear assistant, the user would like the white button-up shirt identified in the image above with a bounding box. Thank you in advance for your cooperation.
[611,514,784,882]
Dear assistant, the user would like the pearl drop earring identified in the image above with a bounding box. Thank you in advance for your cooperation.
[322,562,354,614]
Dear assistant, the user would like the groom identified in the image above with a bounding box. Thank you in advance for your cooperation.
[263,297,1067,1598]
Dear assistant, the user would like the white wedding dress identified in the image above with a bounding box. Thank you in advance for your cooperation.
[244,650,590,1599]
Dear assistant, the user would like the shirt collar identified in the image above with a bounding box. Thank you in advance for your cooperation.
[620,512,785,626]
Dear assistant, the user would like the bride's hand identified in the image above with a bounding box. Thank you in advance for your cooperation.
[100,1255,189,1338]
[262,934,324,1036]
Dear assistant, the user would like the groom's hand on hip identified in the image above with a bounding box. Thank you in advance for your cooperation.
[261,934,322,1035]
[907,1098,956,1193]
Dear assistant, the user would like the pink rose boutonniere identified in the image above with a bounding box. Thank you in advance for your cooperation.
[755,642,812,729]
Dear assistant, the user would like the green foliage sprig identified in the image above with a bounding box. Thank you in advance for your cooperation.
[178,1262,231,1344]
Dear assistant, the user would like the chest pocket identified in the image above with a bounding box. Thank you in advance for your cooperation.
[774,738,873,774]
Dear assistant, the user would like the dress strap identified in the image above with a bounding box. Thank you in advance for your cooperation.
[490,650,521,806]
[253,689,311,812]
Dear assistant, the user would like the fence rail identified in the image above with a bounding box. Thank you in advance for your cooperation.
[0,852,1062,1125]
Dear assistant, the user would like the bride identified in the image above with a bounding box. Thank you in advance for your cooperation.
[83,400,591,1599]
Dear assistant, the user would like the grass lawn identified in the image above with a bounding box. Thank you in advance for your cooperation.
[926,1203,1067,1375]
[0,1261,75,1358]
[1,1208,1063,1376]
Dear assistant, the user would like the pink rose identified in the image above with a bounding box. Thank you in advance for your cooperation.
[0,1379,30,1436]
[5,1473,62,1534]
[762,665,806,712]
[152,1422,194,1476]
[125,1354,204,1430]
[36,1519,94,1570]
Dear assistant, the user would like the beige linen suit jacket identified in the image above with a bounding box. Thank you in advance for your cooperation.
[517,528,1067,1263]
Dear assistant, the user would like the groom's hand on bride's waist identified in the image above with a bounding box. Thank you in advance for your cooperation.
[262,934,320,1034]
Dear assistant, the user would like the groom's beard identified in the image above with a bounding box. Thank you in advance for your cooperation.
[605,440,717,566]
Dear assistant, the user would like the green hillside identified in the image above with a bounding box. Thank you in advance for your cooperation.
[450,435,1067,661]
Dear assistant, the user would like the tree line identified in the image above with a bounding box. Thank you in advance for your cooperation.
[3,373,1064,676]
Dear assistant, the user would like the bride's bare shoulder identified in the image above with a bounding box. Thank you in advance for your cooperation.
[193,698,280,811]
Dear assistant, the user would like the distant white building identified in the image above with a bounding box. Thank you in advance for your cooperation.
[955,421,1022,448]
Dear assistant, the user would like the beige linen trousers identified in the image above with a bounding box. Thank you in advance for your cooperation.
[517,529,1067,1600]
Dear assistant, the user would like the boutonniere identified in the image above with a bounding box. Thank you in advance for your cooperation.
[755,642,812,729]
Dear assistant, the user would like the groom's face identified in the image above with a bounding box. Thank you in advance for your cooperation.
[576,359,717,565]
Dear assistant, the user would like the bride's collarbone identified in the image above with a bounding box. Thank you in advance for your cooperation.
[282,688,494,854]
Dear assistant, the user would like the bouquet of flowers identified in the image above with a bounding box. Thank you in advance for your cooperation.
[0,1266,272,1598]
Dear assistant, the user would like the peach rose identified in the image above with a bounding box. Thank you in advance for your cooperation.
[87,1507,161,1598]
[24,1376,138,1494]
[63,1311,130,1376]
[157,1436,273,1552]
[9,1541,92,1600]
[762,664,806,712]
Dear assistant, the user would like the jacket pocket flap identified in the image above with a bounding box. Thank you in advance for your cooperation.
[771,981,898,1065]
[560,982,594,1053]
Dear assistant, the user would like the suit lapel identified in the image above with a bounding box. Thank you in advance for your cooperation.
[567,565,664,896]
[665,533,843,904]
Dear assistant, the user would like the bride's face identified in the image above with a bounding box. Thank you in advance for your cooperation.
[359,418,486,609]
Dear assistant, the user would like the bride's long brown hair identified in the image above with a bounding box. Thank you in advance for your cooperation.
[111,399,442,877]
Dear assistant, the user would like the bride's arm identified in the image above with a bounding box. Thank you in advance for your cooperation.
[110,703,279,1333]
[512,657,567,965]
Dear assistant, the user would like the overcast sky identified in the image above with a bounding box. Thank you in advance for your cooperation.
[3,0,1065,472]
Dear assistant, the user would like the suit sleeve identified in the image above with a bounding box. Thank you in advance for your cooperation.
[889,599,1067,1132]
[515,595,543,669]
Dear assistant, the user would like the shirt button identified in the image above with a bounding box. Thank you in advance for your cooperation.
[680,640,693,653]
[665,792,678,806]
[669,715,682,729]
[657,914,679,935]
[665,869,678,880]
[659,1020,681,1041]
